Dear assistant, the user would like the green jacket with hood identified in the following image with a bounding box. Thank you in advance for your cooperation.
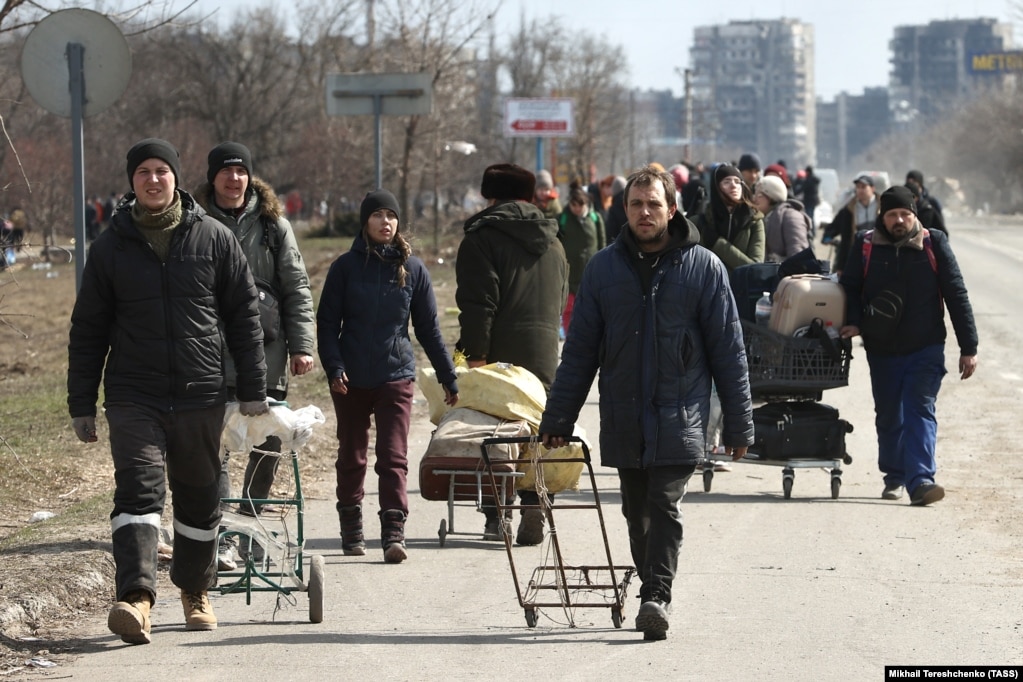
[456,200,568,391]
[195,177,315,397]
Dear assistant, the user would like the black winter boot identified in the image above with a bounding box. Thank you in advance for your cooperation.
[338,504,366,556]
[380,509,408,564]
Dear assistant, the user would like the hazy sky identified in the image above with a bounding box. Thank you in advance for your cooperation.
[190,0,1017,100]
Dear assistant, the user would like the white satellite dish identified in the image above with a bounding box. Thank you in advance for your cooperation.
[20,8,131,118]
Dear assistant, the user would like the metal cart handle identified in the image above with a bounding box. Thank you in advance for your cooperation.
[479,435,590,466]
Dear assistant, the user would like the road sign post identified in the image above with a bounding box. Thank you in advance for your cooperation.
[504,97,574,174]
[20,9,131,292]
[326,73,433,189]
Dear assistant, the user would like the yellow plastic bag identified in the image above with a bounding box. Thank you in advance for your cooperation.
[419,362,585,493]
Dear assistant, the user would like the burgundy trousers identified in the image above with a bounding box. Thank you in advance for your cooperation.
[330,379,414,515]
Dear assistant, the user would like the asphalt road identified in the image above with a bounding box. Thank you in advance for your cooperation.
[59,216,1023,681]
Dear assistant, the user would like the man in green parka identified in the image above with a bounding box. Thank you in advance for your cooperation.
[455,163,569,545]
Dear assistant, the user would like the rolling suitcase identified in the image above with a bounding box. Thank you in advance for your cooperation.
[750,401,851,460]
[769,274,846,335]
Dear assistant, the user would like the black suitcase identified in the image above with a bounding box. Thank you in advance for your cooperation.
[750,401,851,460]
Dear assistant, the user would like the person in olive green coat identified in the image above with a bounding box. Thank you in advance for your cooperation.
[692,163,765,272]
[557,186,606,333]
[455,163,569,546]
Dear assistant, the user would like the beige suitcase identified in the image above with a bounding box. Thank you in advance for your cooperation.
[769,274,846,335]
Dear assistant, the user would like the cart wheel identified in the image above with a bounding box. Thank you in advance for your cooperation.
[308,554,325,624]
[611,606,623,629]
[524,608,538,628]
[438,519,447,547]
[782,470,794,499]
[843,453,853,465]
[831,476,841,500]
[702,468,714,492]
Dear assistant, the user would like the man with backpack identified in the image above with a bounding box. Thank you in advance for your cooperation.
[838,186,977,507]
[194,142,316,568]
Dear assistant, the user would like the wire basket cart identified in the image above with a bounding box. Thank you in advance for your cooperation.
[480,435,635,629]
[703,321,854,499]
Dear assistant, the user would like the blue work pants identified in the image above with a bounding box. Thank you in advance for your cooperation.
[866,343,947,495]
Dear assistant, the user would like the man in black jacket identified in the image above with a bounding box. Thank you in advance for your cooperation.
[838,186,977,507]
[67,138,268,645]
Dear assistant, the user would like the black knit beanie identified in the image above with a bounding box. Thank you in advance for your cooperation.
[126,138,180,187]
[207,142,253,185]
[879,186,918,217]
[360,189,401,227]
[714,164,743,187]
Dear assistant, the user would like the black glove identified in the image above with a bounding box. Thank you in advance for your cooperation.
[72,416,97,443]
[239,400,270,417]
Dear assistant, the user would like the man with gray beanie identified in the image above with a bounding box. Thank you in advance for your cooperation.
[194,142,316,571]
[839,185,978,507]
[68,137,268,644]
[456,163,568,544]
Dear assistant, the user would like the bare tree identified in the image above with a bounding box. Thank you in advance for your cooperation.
[363,0,498,230]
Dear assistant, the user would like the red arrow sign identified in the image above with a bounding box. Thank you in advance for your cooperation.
[510,119,569,132]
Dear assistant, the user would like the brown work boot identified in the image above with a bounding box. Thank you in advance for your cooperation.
[108,590,153,645]
[180,590,218,631]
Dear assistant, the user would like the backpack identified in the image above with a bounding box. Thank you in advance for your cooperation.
[558,210,599,235]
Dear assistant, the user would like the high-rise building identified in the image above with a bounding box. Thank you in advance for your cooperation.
[690,19,815,167]
[890,18,1013,119]
[816,87,891,176]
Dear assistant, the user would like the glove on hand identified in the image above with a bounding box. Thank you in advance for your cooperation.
[72,416,97,443]
[239,399,270,417]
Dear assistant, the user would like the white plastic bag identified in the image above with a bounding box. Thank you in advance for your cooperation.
[222,403,326,453]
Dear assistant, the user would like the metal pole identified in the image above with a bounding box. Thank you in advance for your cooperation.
[68,42,87,293]
[684,68,694,165]
[373,94,383,189]
[535,137,543,174]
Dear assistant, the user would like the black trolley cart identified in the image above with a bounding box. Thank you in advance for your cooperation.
[704,320,854,499]
[480,435,635,629]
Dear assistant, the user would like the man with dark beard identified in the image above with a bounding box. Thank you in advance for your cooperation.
[539,165,753,641]
[839,185,977,507]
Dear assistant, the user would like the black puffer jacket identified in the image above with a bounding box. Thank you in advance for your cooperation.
[67,190,266,417]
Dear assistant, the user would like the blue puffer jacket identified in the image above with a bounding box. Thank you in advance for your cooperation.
[540,213,754,469]
[316,231,457,391]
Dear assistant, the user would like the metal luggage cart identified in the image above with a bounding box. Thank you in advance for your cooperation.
[702,321,854,499]
[425,461,523,547]
[480,435,635,629]
[216,402,325,623]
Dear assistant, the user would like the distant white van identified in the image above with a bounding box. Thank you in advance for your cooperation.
[814,168,840,207]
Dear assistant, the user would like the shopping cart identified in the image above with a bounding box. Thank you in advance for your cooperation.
[703,321,854,499]
[480,435,635,629]
[215,402,326,623]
